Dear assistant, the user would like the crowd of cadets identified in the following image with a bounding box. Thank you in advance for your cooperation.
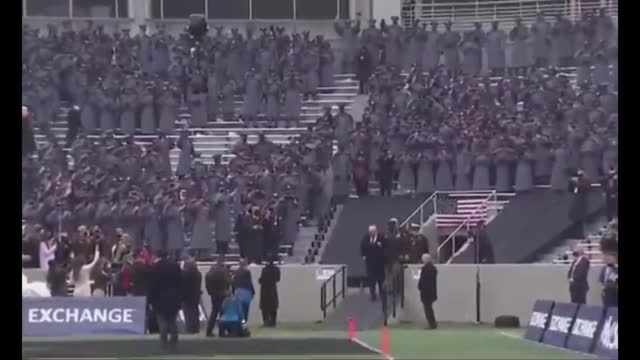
[335,12,618,197]
[22,120,338,266]
[22,11,618,267]
[22,20,337,132]
[339,10,616,79]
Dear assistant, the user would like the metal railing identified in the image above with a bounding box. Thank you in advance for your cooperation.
[436,191,497,264]
[402,0,618,31]
[399,192,439,229]
[320,265,347,318]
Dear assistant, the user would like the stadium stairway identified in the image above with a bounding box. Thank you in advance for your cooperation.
[451,188,605,264]
[320,288,391,330]
[32,74,360,171]
[543,215,609,264]
[320,195,430,282]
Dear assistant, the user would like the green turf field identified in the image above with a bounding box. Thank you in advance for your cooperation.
[23,324,598,359]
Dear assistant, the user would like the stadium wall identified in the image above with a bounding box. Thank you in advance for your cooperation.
[402,264,605,325]
[23,264,347,325]
[24,264,606,326]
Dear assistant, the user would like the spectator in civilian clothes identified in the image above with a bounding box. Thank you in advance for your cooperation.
[39,236,57,271]
[418,254,438,330]
[182,259,203,334]
[600,252,618,308]
[46,260,69,297]
[205,258,231,337]
[71,245,101,297]
[149,250,183,352]
[232,259,255,322]
[90,258,112,296]
[567,247,590,304]
[259,254,280,327]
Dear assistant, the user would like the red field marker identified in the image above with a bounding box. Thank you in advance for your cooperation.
[348,317,356,341]
[381,326,390,355]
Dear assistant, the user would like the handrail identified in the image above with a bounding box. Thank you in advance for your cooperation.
[404,0,618,29]
[399,191,438,228]
[436,191,496,264]
[320,265,347,319]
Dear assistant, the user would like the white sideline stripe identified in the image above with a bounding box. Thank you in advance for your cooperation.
[351,337,394,360]
[497,331,597,357]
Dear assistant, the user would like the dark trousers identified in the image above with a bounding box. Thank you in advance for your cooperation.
[570,289,587,305]
[355,178,369,197]
[367,273,384,300]
[379,178,392,197]
[422,300,438,329]
[358,78,367,95]
[216,241,229,256]
[606,197,618,221]
[182,302,200,334]
[261,308,278,327]
[156,313,179,350]
[219,321,246,337]
[206,295,225,335]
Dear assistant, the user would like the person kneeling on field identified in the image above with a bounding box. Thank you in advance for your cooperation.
[218,289,251,338]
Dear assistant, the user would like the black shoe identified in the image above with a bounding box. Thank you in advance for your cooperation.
[206,332,215,338]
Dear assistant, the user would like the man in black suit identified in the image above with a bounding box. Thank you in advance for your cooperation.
[567,247,590,304]
[418,254,438,330]
[149,250,183,352]
[360,225,387,302]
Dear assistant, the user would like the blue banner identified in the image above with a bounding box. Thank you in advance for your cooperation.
[542,302,579,349]
[23,297,147,337]
[593,307,618,360]
[566,305,605,354]
[524,300,555,342]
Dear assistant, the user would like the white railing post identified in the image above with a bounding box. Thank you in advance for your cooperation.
[570,0,577,21]
[493,4,496,20]
[433,192,438,215]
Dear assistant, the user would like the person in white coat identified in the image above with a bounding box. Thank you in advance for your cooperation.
[70,246,101,297]
[39,238,57,271]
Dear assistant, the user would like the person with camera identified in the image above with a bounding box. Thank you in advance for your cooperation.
[70,243,101,297]
[599,252,618,308]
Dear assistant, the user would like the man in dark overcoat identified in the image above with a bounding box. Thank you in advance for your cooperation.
[360,225,387,302]
[205,257,231,337]
[418,254,438,329]
[259,254,281,327]
[149,250,183,351]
